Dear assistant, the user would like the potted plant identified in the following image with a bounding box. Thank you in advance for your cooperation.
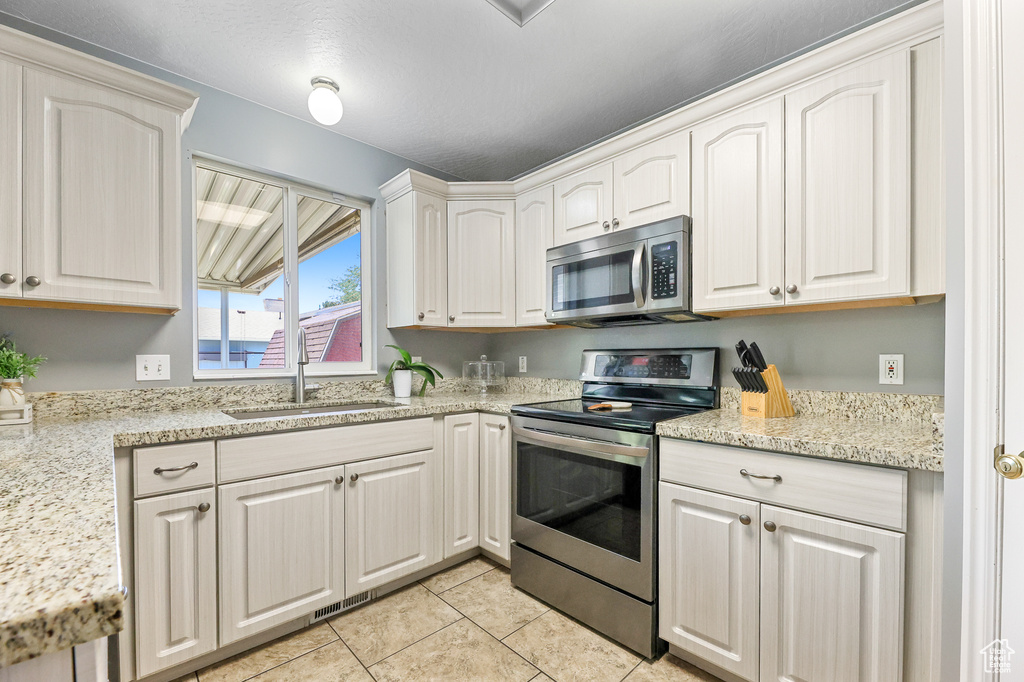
[0,336,46,418]
[384,344,443,398]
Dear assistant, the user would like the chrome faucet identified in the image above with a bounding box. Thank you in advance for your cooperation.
[296,327,311,403]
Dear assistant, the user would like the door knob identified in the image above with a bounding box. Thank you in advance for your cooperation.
[448,315,455,322]
[763,520,777,532]
[498,423,506,430]
[335,476,344,485]
[603,221,611,231]
[350,473,359,482]
[785,284,798,294]
[612,218,620,229]
[768,286,781,296]
[995,445,1024,480]
[418,312,425,321]
[739,514,751,525]
[197,502,211,513]
[25,276,40,287]
[0,273,15,284]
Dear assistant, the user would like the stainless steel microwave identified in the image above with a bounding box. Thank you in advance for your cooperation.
[545,216,710,327]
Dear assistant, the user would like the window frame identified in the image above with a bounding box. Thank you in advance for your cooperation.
[190,155,374,380]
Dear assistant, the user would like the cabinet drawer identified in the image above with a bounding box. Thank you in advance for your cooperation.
[134,441,215,498]
[660,439,907,531]
[218,417,435,483]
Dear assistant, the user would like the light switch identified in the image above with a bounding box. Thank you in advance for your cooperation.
[136,354,170,381]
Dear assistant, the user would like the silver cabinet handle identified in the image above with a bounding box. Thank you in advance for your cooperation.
[631,242,646,308]
[448,315,455,322]
[25,276,40,287]
[0,273,15,284]
[769,286,781,296]
[418,312,425,321]
[739,514,751,525]
[740,468,782,483]
[764,520,777,532]
[334,476,344,485]
[612,218,620,229]
[498,423,506,430]
[603,221,611,231]
[154,461,198,475]
[786,284,798,294]
[350,473,359,482]
[197,502,211,513]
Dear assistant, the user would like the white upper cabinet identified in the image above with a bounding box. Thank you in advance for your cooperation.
[386,190,448,327]
[784,50,911,304]
[691,98,786,312]
[515,185,554,326]
[0,59,21,300]
[447,200,516,327]
[612,131,690,230]
[552,162,614,246]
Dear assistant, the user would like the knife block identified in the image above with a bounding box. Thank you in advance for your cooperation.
[740,365,795,418]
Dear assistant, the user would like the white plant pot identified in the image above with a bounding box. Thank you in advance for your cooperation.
[392,370,413,398]
[0,378,26,419]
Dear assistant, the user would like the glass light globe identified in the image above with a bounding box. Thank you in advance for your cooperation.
[308,83,343,125]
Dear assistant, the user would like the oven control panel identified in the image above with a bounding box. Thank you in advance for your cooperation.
[580,347,718,388]
[650,241,678,300]
[593,354,691,380]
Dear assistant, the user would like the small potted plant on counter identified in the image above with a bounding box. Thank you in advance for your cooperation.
[0,335,46,421]
[385,344,443,398]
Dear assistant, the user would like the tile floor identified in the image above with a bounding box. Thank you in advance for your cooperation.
[174,557,724,682]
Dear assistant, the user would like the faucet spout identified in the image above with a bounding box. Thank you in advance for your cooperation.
[296,327,309,403]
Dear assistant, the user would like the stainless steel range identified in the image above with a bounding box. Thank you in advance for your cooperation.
[510,348,718,659]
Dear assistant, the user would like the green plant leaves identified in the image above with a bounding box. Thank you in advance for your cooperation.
[383,345,443,394]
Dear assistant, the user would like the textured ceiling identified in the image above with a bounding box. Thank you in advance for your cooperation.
[1,0,918,181]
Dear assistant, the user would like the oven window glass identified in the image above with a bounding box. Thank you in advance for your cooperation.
[551,249,635,312]
[516,442,642,562]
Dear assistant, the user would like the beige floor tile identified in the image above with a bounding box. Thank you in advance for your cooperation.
[197,623,338,682]
[420,556,499,594]
[250,640,373,681]
[530,675,555,682]
[623,654,725,682]
[171,675,198,682]
[503,610,642,682]
[330,584,462,666]
[439,568,549,639]
[369,618,538,682]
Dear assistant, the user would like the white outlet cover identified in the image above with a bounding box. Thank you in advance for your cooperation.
[879,354,904,385]
[137,354,171,382]
[519,356,527,373]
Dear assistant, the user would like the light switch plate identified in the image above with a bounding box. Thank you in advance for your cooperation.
[137,354,170,381]
[879,354,904,385]
[519,356,528,373]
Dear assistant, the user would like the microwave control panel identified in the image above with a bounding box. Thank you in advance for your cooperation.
[651,241,678,299]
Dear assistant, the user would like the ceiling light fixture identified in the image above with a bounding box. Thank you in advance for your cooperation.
[307,76,343,126]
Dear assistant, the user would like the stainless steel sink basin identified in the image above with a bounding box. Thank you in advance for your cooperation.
[224,402,396,420]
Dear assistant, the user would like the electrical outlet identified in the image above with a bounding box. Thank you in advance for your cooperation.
[411,356,422,364]
[519,356,528,373]
[879,354,904,385]
[136,354,170,381]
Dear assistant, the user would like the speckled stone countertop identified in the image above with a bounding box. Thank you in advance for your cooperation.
[0,379,575,668]
[657,388,944,472]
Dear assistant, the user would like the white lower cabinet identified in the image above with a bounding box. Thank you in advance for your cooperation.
[444,413,480,558]
[345,449,441,597]
[478,414,511,562]
[218,466,346,646]
[134,489,217,677]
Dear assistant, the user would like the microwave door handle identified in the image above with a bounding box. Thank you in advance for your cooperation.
[631,242,646,308]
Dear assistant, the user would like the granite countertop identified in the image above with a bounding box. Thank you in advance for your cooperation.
[0,389,561,668]
[657,406,943,472]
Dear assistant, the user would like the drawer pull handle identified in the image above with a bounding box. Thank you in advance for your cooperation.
[739,514,751,525]
[154,461,198,475]
[740,468,782,483]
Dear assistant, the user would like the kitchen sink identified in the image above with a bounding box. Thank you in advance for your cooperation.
[223,401,397,420]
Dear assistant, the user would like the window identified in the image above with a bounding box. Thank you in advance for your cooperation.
[193,158,372,378]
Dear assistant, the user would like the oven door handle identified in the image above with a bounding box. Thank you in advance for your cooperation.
[513,426,649,462]
[631,242,646,308]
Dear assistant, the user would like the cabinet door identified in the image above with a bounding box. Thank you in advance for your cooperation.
[345,449,441,596]
[552,162,614,245]
[219,466,345,645]
[515,186,554,326]
[760,505,904,682]
[612,131,690,230]
[479,414,511,562]
[22,69,181,308]
[444,413,479,558]
[785,51,910,305]
[134,489,217,677]
[659,483,759,682]
[691,99,785,312]
[0,59,21,300]
[415,192,449,326]
[447,200,516,327]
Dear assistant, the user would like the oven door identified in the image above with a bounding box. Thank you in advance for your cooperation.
[511,416,655,601]
[546,240,648,323]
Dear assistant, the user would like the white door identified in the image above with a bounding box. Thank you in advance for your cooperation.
[447,200,516,327]
[345,449,441,596]
[134,489,217,677]
[444,413,480,558]
[22,68,181,307]
[691,98,786,312]
[479,414,511,562]
[552,162,614,245]
[760,505,904,682]
[612,131,690,229]
[515,185,554,326]
[784,50,910,305]
[218,466,346,645]
[415,192,448,327]
[0,59,21,300]
[658,483,760,682]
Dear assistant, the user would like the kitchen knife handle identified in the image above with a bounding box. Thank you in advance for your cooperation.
[748,342,768,372]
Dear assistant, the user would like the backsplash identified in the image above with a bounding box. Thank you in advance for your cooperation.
[719,386,943,424]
